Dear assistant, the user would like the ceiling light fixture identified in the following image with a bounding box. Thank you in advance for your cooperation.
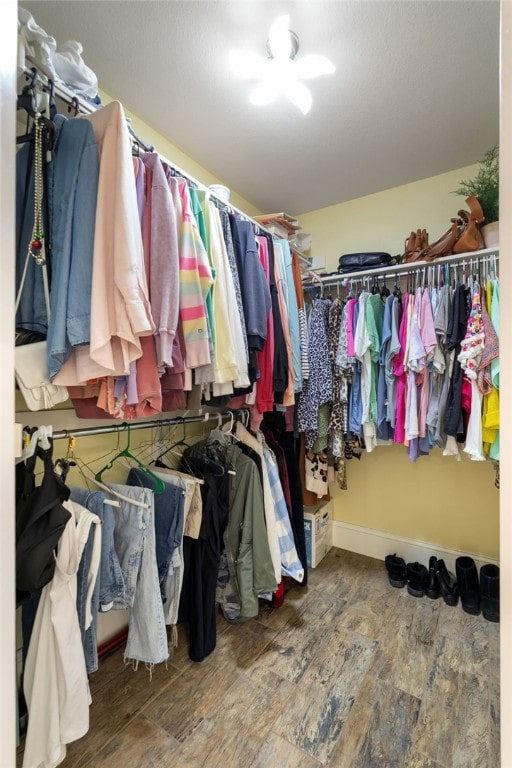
[229,15,335,115]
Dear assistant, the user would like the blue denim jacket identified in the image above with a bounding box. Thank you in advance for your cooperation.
[16,114,99,379]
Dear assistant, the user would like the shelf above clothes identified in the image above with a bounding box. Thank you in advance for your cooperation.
[302,246,499,290]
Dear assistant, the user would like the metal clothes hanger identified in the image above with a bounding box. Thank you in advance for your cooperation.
[57,435,150,510]
[153,417,192,465]
[95,423,165,493]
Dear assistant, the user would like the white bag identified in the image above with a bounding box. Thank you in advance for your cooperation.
[15,341,68,411]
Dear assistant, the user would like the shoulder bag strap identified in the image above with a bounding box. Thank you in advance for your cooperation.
[15,113,51,321]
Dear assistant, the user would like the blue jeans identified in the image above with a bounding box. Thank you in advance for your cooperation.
[349,360,363,436]
[70,488,113,673]
[127,468,185,602]
[110,484,168,666]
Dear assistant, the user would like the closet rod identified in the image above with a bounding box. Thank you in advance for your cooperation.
[20,64,95,116]
[51,411,233,441]
[302,247,499,287]
[20,65,279,244]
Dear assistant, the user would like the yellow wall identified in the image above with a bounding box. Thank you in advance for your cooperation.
[300,168,499,560]
[300,165,481,269]
[99,89,262,217]
[337,445,498,560]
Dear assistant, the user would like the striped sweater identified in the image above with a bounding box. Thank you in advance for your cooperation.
[177,180,213,368]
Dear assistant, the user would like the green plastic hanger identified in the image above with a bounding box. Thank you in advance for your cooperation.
[95,422,166,493]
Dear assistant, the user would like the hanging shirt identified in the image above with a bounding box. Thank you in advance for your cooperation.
[346,297,358,357]
[273,241,295,406]
[444,284,470,439]
[276,239,302,393]
[16,114,99,382]
[291,251,309,384]
[55,101,156,385]
[354,292,373,447]
[262,442,304,583]
[348,300,363,436]
[297,298,333,449]
[255,236,275,413]
[177,179,213,369]
[263,235,289,403]
[365,293,385,435]
[385,295,402,428]
[140,152,180,372]
[378,294,394,440]
[229,217,271,352]
[430,284,453,448]
[393,292,411,444]
[199,191,249,389]
[219,209,249,361]
[189,187,214,358]
[490,278,500,389]
[405,289,425,446]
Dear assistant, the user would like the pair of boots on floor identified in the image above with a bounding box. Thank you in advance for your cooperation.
[385,554,499,622]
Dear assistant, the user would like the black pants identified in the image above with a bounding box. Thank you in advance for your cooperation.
[179,471,229,662]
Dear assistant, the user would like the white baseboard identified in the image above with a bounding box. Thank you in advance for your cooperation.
[331,520,499,573]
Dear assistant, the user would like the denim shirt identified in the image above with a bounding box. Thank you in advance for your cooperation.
[16,114,99,379]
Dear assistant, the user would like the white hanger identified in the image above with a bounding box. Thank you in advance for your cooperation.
[21,425,53,461]
[74,458,151,510]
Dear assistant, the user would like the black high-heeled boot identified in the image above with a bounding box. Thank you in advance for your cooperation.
[435,559,458,606]
[480,564,499,622]
[426,555,441,599]
[455,556,480,614]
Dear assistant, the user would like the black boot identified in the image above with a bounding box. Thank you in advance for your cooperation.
[435,559,458,606]
[406,561,428,597]
[426,555,441,599]
[480,564,500,622]
[385,553,406,588]
[455,556,480,615]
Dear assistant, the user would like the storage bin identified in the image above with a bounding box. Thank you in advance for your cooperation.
[303,500,332,568]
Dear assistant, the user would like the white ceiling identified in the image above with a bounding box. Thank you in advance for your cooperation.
[22,1,500,216]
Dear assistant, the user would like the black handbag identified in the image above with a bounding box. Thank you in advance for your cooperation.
[16,438,71,606]
[338,252,393,273]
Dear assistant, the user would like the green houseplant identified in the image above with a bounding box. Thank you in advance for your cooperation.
[454,146,499,247]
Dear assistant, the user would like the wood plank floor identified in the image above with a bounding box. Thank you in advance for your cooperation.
[17,548,500,767]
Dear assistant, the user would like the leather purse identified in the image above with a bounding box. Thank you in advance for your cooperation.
[419,195,485,261]
[403,229,429,263]
[338,252,393,273]
[453,209,485,254]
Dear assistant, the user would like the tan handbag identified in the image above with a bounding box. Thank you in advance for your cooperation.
[453,197,485,254]
[419,195,485,261]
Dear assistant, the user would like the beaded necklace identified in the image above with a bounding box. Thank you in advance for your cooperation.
[16,114,51,320]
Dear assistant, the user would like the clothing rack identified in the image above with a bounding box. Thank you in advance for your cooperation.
[302,247,499,291]
[18,64,282,245]
[50,410,236,441]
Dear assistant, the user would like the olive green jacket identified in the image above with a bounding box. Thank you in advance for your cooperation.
[224,444,277,618]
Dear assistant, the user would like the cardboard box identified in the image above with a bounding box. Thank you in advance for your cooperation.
[303,500,332,568]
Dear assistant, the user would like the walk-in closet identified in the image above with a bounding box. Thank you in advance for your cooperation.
[2,2,511,767]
